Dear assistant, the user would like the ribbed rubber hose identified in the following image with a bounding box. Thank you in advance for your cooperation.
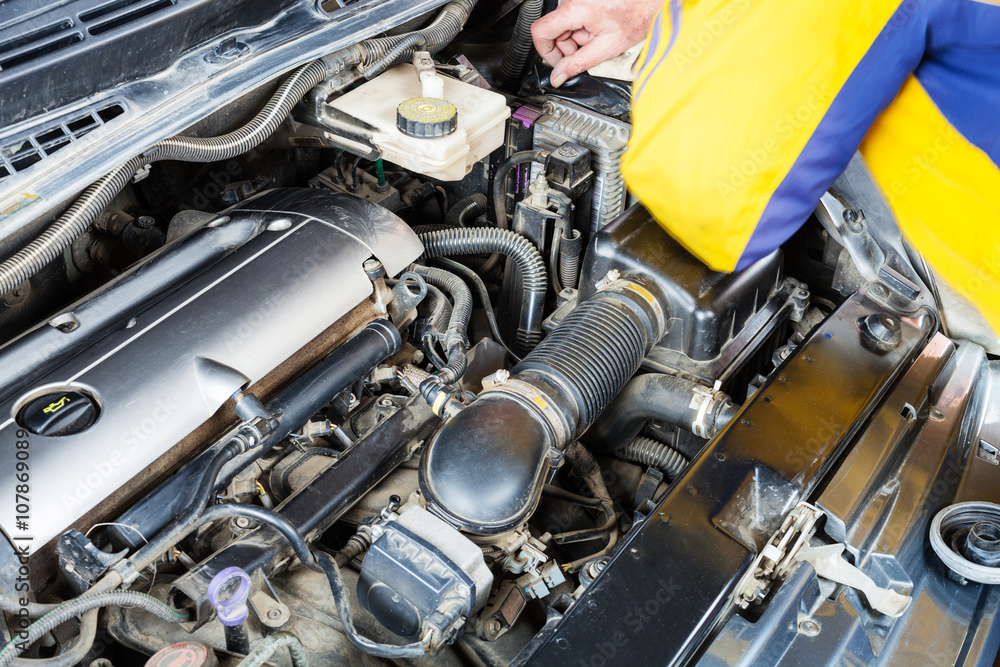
[513,296,649,434]
[586,373,738,452]
[444,193,488,227]
[0,592,186,667]
[418,227,547,355]
[497,0,542,91]
[558,228,582,290]
[236,632,309,667]
[409,264,472,385]
[0,60,329,297]
[317,552,426,658]
[619,437,688,480]
[358,0,477,78]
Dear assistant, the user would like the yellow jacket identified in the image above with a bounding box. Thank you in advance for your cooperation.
[622,0,1000,338]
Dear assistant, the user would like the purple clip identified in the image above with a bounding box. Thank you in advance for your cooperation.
[512,105,543,128]
[206,566,251,627]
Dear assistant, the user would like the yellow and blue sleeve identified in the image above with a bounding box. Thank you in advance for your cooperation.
[621,0,926,272]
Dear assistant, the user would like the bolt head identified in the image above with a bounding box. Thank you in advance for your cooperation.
[798,619,821,636]
[267,608,281,620]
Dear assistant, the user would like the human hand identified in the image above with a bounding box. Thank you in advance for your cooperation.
[531,0,662,88]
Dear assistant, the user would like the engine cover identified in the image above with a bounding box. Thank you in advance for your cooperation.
[0,189,421,551]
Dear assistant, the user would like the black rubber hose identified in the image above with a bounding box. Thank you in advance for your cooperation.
[433,257,520,362]
[586,374,739,453]
[225,624,251,656]
[421,288,666,535]
[618,437,688,480]
[128,503,320,582]
[513,295,650,435]
[492,150,548,232]
[316,552,426,658]
[558,228,583,290]
[409,265,472,386]
[444,193,489,227]
[169,437,245,540]
[418,227,547,355]
[497,0,543,91]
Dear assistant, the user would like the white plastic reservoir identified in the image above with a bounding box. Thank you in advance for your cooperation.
[329,64,510,181]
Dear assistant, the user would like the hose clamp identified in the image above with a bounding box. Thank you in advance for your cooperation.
[483,379,573,448]
[596,276,668,344]
[690,389,714,439]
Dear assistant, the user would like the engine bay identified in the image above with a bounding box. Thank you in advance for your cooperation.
[0,2,999,666]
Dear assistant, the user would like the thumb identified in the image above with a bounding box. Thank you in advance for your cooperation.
[550,33,626,87]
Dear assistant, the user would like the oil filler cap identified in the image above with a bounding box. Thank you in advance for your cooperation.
[396,97,458,139]
[16,389,99,436]
[146,641,218,667]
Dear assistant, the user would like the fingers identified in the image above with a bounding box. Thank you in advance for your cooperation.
[532,7,583,66]
[550,32,626,87]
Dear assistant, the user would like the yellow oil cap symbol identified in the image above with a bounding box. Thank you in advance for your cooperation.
[42,396,71,414]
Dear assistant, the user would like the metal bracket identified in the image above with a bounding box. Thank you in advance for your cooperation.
[734,502,912,618]
[793,543,911,617]
[249,569,291,630]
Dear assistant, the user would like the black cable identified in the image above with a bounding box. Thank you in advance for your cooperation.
[432,257,521,362]
[316,552,426,658]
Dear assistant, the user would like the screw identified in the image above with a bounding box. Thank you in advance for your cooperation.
[630,547,640,558]
[234,516,252,529]
[363,258,385,280]
[487,618,503,634]
[871,284,890,299]
[798,619,821,636]
[930,408,945,421]
[267,609,282,620]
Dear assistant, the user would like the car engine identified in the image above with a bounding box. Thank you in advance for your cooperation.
[0,1,998,666]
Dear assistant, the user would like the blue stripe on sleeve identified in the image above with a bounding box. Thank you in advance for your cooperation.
[735,0,929,270]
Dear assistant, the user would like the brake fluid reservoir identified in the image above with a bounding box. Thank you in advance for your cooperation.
[329,64,510,181]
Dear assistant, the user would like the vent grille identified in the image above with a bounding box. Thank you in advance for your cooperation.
[82,0,176,36]
[0,0,176,71]
[0,21,82,70]
[0,104,125,182]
